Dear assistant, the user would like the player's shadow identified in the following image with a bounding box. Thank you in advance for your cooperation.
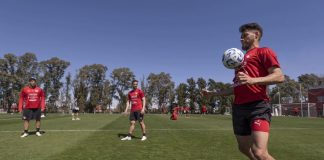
[117,133,140,139]
[28,131,46,135]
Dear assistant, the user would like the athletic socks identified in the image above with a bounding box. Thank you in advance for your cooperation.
[36,128,40,132]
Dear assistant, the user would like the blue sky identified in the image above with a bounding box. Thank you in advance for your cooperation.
[1,0,323,84]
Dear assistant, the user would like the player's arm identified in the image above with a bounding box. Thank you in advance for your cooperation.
[123,99,130,114]
[141,97,146,114]
[237,67,284,85]
[18,90,24,113]
[40,89,46,112]
[201,87,233,97]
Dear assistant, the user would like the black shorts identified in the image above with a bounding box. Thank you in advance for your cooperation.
[232,100,272,136]
[72,109,79,113]
[129,111,144,122]
[22,108,41,121]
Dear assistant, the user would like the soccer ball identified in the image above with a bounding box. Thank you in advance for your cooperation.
[222,48,244,69]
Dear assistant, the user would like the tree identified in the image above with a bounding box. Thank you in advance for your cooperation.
[39,57,70,112]
[207,79,233,114]
[60,73,72,113]
[187,77,197,112]
[270,75,300,103]
[75,64,108,112]
[175,83,188,106]
[0,54,19,112]
[102,80,113,113]
[16,53,39,89]
[298,74,322,89]
[110,67,135,112]
[147,72,174,112]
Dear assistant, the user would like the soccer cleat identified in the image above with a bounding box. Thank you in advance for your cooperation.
[141,136,147,141]
[36,132,42,137]
[20,132,29,138]
[76,118,80,120]
[121,136,131,141]
[72,118,76,120]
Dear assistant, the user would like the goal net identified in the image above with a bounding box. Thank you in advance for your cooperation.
[272,103,319,117]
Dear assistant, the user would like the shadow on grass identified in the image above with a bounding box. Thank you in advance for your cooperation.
[117,133,141,139]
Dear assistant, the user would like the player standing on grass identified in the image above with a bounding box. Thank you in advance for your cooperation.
[18,77,46,138]
[203,22,284,160]
[121,80,147,141]
[71,99,81,120]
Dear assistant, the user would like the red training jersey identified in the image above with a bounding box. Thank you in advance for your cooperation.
[233,47,281,105]
[128,88,145,112]
[202,106,207,113]
[18,86,46,112]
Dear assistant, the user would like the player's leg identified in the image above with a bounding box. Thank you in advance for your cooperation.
[138,112,146,141]
[72,110,76,120]
[35,109,42,136]
[250,119,274,160]
[121,112,136,140]
[232,104,256,159]
[76,112,80,120]
[21,109,30,137]
[249,101,274,160]
[128,120,136,135]
[121,120,135,140]
[235,135,256,160]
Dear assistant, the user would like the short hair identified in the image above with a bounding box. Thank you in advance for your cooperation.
[239,22,263,41]
[132,80,138,84]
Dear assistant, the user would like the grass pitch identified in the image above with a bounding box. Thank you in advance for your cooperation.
[0,113,323,160]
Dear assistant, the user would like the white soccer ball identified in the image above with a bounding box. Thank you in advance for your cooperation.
[222,48,244,69]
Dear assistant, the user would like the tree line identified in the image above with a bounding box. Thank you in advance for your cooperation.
[1,53,323,113]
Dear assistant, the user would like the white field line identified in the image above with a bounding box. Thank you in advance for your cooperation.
[0,127,323,133]
[0,118,21,121]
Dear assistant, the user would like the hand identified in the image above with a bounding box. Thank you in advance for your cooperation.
[236,72,255,85]
[122,111,129,115]
[140,110,145,115]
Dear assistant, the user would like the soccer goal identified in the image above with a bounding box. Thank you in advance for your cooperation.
[272,103,319,117]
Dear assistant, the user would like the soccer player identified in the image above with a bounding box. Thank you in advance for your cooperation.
[71,100,80,120]
[121,80,147,141]
[18,77,46,138]
[202,22,284,160]
[201,105,207,115]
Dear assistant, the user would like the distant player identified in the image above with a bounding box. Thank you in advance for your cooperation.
[121,80,147,141]
[203,23,284,160]
[183,105,190,118]
[18,77,46,137]
[201,105,207,115]
[170,105,180,120]
[72,100,80,120]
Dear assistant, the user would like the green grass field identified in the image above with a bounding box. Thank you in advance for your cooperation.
[0,113,323,160]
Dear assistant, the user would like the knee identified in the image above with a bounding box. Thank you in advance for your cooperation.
[252,148,268,160]
[130,121,136,126]
[238,145,250,155]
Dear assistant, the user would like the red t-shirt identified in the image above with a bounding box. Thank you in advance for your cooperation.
[202,106,207,113]
[18,86,46,111]
[233,47,281,105]
[128,89,145,112]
